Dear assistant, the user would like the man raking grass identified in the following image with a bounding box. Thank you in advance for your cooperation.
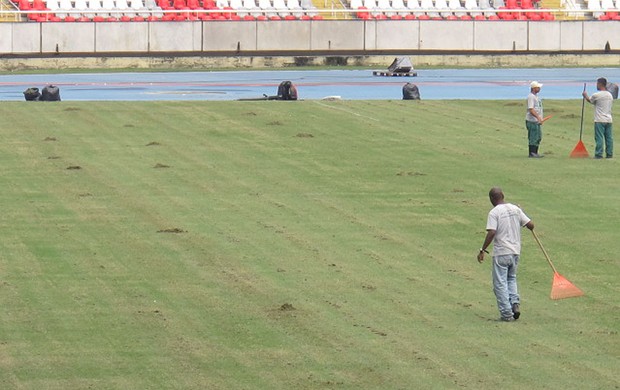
[478,187,535,322]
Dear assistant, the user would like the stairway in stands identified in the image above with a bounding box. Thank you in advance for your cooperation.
[542,0,587,20]
[0,0,21,21]
[312,0,349,19]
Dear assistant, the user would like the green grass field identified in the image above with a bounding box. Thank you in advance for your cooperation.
[0,100,618,389]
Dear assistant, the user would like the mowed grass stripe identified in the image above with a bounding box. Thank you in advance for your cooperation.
[0,101,618,389]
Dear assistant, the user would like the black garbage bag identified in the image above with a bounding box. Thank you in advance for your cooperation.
[402,83,421,100]
[24,87,41,101]
[276,81,298,101]
[41,85,61,101]
[607,82,619,99]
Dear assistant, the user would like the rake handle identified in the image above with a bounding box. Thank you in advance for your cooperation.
[531,230,559,274]
[579,83,586,141]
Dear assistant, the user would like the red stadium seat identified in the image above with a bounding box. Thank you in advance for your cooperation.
[520,0,533,8]
[173,0,189,8]
[356,6,370,19]
[32,0,46,9]
[28,0,47,20]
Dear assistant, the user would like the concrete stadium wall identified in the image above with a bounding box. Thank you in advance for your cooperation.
[0,20,619,56]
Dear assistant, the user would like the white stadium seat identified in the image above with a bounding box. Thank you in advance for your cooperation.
[464,0,481,16]
[243,0,261,16]
[287,0,303,16]
[116,0,130,17]
[600,0,614,9]
[391,0,407,15]
[130,0,148,17]
[420,0,439,17]
[407,0,423,16]
[88,0,108,18]
[448,0,465,16]
[258,0,274,17]
[587,0,603,18]
[377,0,394,16]
[146,0,164,18]
[74,0,88,17]
[479,0,495,16]
[273,0,290,16]
[101,0,117,17]
[435,0,451,17]
[57,0,73,18]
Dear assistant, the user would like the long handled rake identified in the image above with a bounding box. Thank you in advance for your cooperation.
[531,230,584,300]
[570,83,590,158]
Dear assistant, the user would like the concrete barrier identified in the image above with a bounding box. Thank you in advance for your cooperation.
[583,22,620,51]
[96,23,149,52]
[310,21,365,50]
[371,20,420,51]
[149,21,202,52]
[1,20,620,57]
[0,23,40,53]
[257,21,312,51]
[421,21,474,51]
[473,21,528,51]
[204,21,257,51]
[42,23,95,53]
[559,22,583,51]
[529,22,562,51]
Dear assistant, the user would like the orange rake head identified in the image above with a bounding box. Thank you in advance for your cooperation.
[570,140,589,158]
[550,272,584,300]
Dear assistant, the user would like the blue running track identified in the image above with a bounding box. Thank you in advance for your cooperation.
[1,68,619,101]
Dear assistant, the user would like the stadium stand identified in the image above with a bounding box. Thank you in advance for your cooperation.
[340,0,556,20]
[10,0,615,21]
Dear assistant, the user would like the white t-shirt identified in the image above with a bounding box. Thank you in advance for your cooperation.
[526,93,543,122]
[590,90,613,123]
[486,203,531,256]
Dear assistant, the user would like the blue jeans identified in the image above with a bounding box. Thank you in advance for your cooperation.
[594,122,613,158]
[492,254,520,319]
